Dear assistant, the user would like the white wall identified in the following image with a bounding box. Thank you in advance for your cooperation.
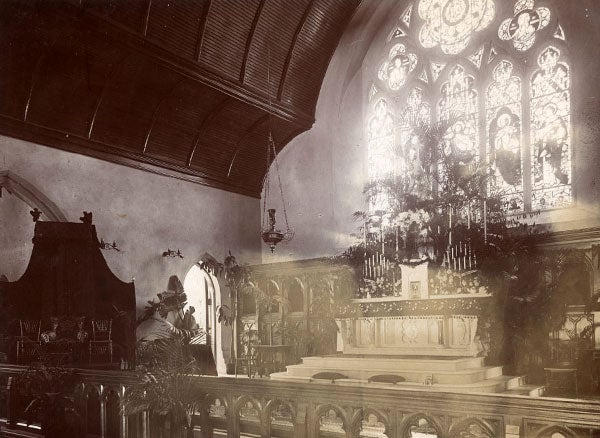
[0,135,262,311]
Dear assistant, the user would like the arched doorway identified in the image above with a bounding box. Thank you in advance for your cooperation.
[183,263,226,375]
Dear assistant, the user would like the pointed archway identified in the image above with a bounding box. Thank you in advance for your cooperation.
[0,170,67,221]
[183,261,227,375]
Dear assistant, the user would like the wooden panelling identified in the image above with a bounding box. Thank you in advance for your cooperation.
[83,0,148,32]
[146,0,208,60]
[281,0,357,113]
[144,81,223,164]
[27,35,123,137]
[91,56,181,153]
[200,0,263,81]
[243,0,312,99]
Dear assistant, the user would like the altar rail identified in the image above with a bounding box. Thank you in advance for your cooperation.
[1,365,600,438]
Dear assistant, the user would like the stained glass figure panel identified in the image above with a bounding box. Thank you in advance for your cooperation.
[499,0,551,51]
[368,98,397,210]
[398,88,432,197]
[438,65,479,166]
[486,60,523,210]
[378,44,418,91]
[418,0,495,55]
[530,46,571,209]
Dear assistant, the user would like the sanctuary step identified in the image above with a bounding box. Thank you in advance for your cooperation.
[270,355,543,395]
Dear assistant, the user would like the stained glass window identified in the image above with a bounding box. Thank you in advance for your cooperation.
[418,0,495,55]
[498,0,551,51]
[378,44,418,91]
[530,46,571,209]
[368,97,396,210]
[367,0,571,213]
[486,60,523,210]
[399,88,432,196]
[438,65,479,166]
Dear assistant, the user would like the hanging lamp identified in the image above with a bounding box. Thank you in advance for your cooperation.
[261,44,294,253]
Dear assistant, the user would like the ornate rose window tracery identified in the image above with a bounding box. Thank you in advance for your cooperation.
[418,0,496,55]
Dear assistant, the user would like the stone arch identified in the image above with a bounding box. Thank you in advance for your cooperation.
[265,398,296,435]
[286,276,306,313]
[234,395,262,417]
[314,404,350,437]
[399,413,443,438]
[448,417,497,437]
[0,170,67,221]
[266,279,282,314]
[205,393,228,419]
[533,425,578,438]
[351,407,390,438]
[235,395,262,435]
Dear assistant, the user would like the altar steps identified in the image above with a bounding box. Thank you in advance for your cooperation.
[270,356,543,394]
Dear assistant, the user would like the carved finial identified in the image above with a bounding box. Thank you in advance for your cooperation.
[30,208,42,222]
[80,211,93,225]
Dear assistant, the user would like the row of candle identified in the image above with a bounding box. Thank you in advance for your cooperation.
[363,252,391,279]
[443,241,477,271]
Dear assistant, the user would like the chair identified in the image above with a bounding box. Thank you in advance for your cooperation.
[16,320,41,363]
[89,319,113,364]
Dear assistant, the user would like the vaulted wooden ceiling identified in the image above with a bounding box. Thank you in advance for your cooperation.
[0,0,360,197]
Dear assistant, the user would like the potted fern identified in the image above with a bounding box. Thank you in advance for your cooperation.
[122,336,203,438]
[14,364,82,438]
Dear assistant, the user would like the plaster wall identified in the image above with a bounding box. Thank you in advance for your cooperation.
[262,0,600,262]
[0,135,261,312]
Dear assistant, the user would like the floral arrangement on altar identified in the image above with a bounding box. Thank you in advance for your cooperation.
[358,273,403,298]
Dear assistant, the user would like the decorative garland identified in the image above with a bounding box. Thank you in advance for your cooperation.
[335,297,491,318]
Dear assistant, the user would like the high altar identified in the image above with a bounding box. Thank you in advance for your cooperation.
[337,261,487,357]
[270,248,517,394]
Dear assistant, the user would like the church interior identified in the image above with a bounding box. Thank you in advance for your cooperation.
[1,0,600,437]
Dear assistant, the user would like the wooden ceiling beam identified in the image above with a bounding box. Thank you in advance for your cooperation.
[278,0,315,101]
[187,97,233,167]
[240,0,268,84]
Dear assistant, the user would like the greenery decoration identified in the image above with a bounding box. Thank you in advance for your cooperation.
[14,365,82,438]
[123,336,202,438]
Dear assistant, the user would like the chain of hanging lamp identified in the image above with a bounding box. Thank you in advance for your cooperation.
[261,42,293,253]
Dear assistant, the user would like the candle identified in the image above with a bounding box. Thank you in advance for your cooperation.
[449,207,453,246]
[467,207,471,229]
[483,199,487,244]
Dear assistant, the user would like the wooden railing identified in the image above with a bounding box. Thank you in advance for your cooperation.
[1,365,599,438]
